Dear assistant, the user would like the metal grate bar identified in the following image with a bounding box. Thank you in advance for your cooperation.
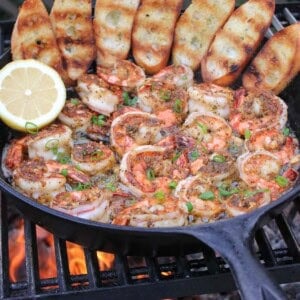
[84,249,99,288]
[23,219,40,296]
[275,214,300,262]
[283,8,298,24]
[54,237,70,292]
[145,256,160,282]
[255,229,277,267]
[202,246,220,274]
[114,254,129,285]
[271,15,284,31]
[0,195,10,298]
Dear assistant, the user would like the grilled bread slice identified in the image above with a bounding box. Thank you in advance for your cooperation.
[94,0,140,68]
[11,0,71,86]
[242,23,300,95]
[132,0,183,74]
[201,0,275,86]
[172,0,235,71]
[50,0,96,81]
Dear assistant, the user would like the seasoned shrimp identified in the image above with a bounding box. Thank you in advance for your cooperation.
[246,128,298,164]
[237,150,298,200]
[137,79,188,126]
[12,159,90,202]
[71,141,115,175]
[119,145,190,197]
[188,83,234,119]
[110,111,166,156]
[76,74,119,116]
[51,187,109,222]
[27,124,73,161]
[97,60,146,89]
[112,196,187,227]
[182,112,232,152]
[175,176,224,222]
[152,64,194,89]
[229,89,287,136]
[58,98,94,133]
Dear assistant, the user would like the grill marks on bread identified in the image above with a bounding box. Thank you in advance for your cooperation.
[50,0,96,81]
[242,23,300,95]
[94,0,140,67]
[201,0,275,86]
[172,0,235,71]
[132,0,183,74]
[11,0,71,85]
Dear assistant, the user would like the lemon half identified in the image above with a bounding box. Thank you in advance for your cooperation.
[0,59,66,132]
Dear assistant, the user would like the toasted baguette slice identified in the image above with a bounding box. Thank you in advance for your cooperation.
[94,0,140,68]
[50,0,96,81]
[11,0,71,86]
[172,0,235,71]
[132,0,183,74]
[242,23,300,95]
[201,0,275,86]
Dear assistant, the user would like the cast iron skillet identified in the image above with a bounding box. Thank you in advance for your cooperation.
[0,48,299,299]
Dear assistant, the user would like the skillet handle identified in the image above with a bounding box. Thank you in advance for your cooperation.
[186,220,286,300]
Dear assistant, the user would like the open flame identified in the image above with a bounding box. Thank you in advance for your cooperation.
[9,219,114,282]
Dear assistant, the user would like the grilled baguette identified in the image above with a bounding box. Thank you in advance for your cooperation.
[94,0,140,68]
[242,23,300,95]
[132,0,183,74]
[50,0,96,81]
[11,0,71,86]
[201,0,275,86]
[172,0,235,71]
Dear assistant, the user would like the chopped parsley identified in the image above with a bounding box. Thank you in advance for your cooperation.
[123,91,138,106]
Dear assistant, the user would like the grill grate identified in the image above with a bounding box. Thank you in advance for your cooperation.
[0,2,300,299]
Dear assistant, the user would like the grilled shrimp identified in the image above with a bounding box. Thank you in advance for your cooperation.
[97,60,146,89]
[175,176,224,222]
[137,79,188,126]
[188,83,234,119]
[12,159,90,202]
[119,145,190,197]
[237,151,298,200]
[112,196,187,227]
[152,64,194,89]
[246,128,298,164]
[181,112,232,152]
[229,89,287,136]
[76,74,119,116]
[51,187,109,222]
[58,98,94,133]
[71,141,115,175]
[110,111,166,156]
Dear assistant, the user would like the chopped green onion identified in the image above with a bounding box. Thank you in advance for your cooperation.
[212,154,226,163]
[159,90,171,101]
[275,175,289,187]
[91,115,106,127]
[199,191,215,200]
[218,185,239,197]
[189,149,199,161]
[171,151,181,163]
[45,138,59,154]
[106,182,116,192]
[60,169,68,177]
[244,129,251,140]
[243,188,269,198]
[154,190,165,202]
[197,123,208,134]
[168,181,177,190]
[146,168,155,181]
[186,201,193,213]
[56,152,71,164]
[282,127,290,136]
[123,91,138,106]
[25,122,39,135]
[74,182,92,191]
[70,98,80,105]
[173,99,182,113]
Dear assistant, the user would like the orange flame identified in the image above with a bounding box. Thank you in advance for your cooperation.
[9,221,114,281]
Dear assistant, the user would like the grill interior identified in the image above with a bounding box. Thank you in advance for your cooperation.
[0,2,300,299]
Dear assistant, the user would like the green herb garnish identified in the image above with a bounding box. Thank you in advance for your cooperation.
[212,154,226,163]
[218,185,239,197]
[56,152,71,164]
[199,191,215,200]
[154,190,165,202]
[171,151,181,163]
[146,168,155,181]
[197,123,208,134]
[106,182,116,192]
[91,115,106,127]
[173,99,182,113]
[243,188,269,198]
[70,98,80,105]
[74,182,92,191]
[244,129,251,140]
[168,181,177,190]
[282,127,290,136]
[275,175,289,187]
[123,91,138,106]
[186,201,193,213]
[45,138,59,154]
[159,90,171,101]
[189,149,199,161]
[25,122,39,135]
[60,169,68,177]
